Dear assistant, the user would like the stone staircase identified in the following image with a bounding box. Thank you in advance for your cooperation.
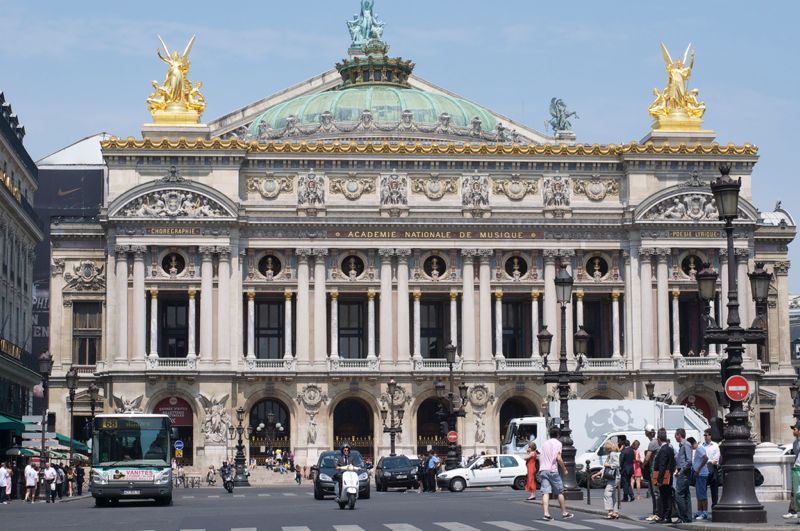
[247,467,299,486]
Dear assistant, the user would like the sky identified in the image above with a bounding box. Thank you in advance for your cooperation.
[1,0,798,289]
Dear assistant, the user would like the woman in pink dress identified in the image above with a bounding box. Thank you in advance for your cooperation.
[632,439,643,500]
[524,441,538,500]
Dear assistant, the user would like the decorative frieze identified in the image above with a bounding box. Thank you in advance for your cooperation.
[330,174,375,200]
[410,174,458,200]
[492,175,538,200]
[119,190,227,218]
[573,177,619,201]
[247,172,293,199]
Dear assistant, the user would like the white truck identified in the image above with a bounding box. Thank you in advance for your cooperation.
[501,400,709,478]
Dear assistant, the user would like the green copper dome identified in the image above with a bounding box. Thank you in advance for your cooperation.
[248,85,499,134]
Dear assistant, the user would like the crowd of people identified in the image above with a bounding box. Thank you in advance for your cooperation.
[0,460,86,504]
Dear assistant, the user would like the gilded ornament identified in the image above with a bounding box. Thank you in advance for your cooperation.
[648,43,706,131]
[146,35,206,124]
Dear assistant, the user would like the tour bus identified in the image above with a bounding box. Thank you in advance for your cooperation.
[90,413,176,506]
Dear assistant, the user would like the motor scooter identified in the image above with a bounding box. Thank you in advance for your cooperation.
[222,469,234,493]
[336,464,359,510]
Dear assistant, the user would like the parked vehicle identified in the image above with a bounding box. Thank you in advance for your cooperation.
[436,454,527,493]
[374,455,418,491]
[312,450,370,500]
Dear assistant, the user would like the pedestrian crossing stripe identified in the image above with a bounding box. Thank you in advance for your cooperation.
[384,525,424,531]
[434,523,483,531]
[484,521,537,530]
[537,520,592,530]
[584,519,644,530]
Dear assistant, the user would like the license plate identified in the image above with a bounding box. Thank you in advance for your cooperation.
[396,475,407,479]
[122,490,140,495]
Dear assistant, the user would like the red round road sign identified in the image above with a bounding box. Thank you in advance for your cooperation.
[447,431,458,443]
[724,375,750,402]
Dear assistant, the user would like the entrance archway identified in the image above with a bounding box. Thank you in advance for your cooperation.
[499,397,538,446]
[681,394,713,421]
[153,396,194,465]
[416,398,447,456]
[333,398,374,462]
[249,399,291,464]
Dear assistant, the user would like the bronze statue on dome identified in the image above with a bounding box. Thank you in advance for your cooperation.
[347,0,385,48]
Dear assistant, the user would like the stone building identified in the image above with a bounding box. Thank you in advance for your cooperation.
[45,5,796,469]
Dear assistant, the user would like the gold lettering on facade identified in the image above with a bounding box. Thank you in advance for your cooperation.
[669,230,720,239]
[146,227,201,236]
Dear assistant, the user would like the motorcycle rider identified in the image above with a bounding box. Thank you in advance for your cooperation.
[334,443,354,501]
[220,461,233,487]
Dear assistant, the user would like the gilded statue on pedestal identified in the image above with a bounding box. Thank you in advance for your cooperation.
[146,35,206,124]
[648,42,706,131]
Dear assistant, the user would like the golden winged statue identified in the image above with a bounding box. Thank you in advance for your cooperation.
[147,35,206,123]
[648,42,705,131]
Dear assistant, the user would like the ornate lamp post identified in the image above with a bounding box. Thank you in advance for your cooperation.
[645,380,656,401]
[227,406,251,487]
[36,351,52,500]
[435,343,468,470]
[87,382,100,441]
[256,411,284,454]
[65,367,79,464]
[540,265,587,501]
[698,165,769,523]
[381,378,405,457]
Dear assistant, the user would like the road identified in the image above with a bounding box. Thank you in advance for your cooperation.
[1,485,658,531]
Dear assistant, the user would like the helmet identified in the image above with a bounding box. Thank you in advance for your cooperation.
[340,443,351,452]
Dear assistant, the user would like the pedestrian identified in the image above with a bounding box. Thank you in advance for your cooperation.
[0,462,9,504]
[592,441,620,519]
[631,440,643,500]
[524,441,537,500]
[691,436,710,521]
[55,463,64,499]
[206,465,217,486]
[66,465,75,496]
[75,463,84,496]
[673,429,693,523]
[425,451,439,493]
[785,424,800,519]
[538,426,574,521]
[642,425,661,521]
[44,462,58,503]
[24,463,36,502]
[651,428,675,524]
[295,464,302,485]
[12,462,21,500]
[701,428,720,507]
[619,438,635,503]
[177,463,185,487]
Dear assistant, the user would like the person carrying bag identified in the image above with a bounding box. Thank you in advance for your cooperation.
[592,441,620,519]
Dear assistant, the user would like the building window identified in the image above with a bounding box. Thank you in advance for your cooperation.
[255,300,284,359]
[501,299,529,358]
[73,302,102,365]
[338,299,366,358]
[161,301,188,358]
[759,411,771,442]
[420,300,445,357]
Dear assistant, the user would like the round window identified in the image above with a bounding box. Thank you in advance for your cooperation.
[258,255,283,277]
[423,255,446,278]
[586,256,609,278]
[504,256,528,278]
[681,255,700,277]
[342,255,365,278]
[161,253,186,276]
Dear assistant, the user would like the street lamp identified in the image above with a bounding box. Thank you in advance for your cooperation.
[227,406,251,486]
[86,382,100,443]
[435,343,468,470]
[541,265,586,500]
[381,378,405,456]
[65,367,79,464]
[37,350,52,500]
[255,411,284,456]
[748,262,771,330]
[645,380,656,401]
[698,165,768,523]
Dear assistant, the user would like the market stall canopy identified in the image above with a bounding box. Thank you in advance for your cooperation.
[54,433,89,454]
[0,414,24,435]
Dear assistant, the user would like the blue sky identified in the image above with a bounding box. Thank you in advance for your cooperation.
[2,0,798,289]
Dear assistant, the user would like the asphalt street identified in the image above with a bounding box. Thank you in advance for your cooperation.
[1,485,652,531]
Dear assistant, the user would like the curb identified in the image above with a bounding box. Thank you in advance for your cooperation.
[59,495,91,503]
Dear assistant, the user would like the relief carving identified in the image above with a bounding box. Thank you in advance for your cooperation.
[573,177,620,201]
[64,260,106,291]
[198,394,232,445]
[247,172,293,199]
[643,192,718,221]
[297,170,326,205]
[493,176,538,200]
[410,175,458,200]
[330,174,376,200]
[120,190,227,218]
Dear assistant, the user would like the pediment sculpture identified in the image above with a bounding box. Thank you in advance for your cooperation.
[64,260,105,291]
[120,189,228,218]
[643,192,718,221]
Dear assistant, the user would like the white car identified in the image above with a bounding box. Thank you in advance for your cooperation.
[436,454,528,492]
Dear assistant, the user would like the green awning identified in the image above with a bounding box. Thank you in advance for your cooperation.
[5,446,39,457]
[55,433,89,453]
[0,414,24,435]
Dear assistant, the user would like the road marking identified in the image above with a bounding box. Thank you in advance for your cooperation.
[537,520,591,530]
[282,492,298,496]
[233,494,246,498]
[178,529,206,531]
[181,495,195,499]
[584,519,644,529]
[434,523,483,531]
[333,526,366,531]
[257,493,271,497]
[231,528,258,531]
[384,525,424,531]
[207,495,220,498]
[485,521,537,530]
[282,527,311,531]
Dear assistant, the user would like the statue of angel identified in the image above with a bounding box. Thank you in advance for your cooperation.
[649,43,704,120]
[112,394,143,414]
[147,35,206,115]
[347,0,385,47]
[547,98,578,132]
[198,394,231,444]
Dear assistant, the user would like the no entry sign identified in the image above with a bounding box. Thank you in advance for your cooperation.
[447,431,458,443]
[724,375,750,402]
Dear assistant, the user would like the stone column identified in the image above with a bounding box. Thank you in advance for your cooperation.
[611,290,621,358]
[367,289,376,359]
[131,246,146,360]
[460,249,477,361]
[396,250,411,361]
[531,290,540,358]
[295,249,311,362]
[246,289,255,359]
[543,250,558,350]
[199,246,214,359]
[449,289,459,347]
[775,262,791,366]
[736,248,750,329]
[720,249,729,326]
[478,249,493,361]
[114,246,128,363]
[708,300,717,357]
[656,249,670,361]
[624,250,639,362]
[575,290,584,327]
[284,289,294,359]
[104,247,116,368]
[639,248,655,363]
[379,249,393,358]
[671,288,681,357]
[412,289,422,360]
[494,289,504,359]
[313,248,328,360]
[217,247,231,362]
[149,287,158,358]
[329,290,338,359]
[187,287,197,357]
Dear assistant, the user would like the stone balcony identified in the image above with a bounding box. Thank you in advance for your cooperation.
[413,357,463,372]
[327,357,381,371]
[244,357,297,371]
[145,356,197,370]
[583,358,627,371]
[673,355,721,370]
[495,357,545,371]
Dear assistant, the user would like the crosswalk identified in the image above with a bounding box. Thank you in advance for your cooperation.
[140,519,647,531]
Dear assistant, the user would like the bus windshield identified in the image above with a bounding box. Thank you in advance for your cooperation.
[93,417,171,467]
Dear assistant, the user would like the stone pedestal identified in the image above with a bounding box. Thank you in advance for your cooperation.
[141,123,210,141]
[753,442,792,501]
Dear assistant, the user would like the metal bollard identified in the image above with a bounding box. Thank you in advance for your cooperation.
[586,460,591,505]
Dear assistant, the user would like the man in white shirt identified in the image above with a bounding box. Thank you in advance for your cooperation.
[701,429,721,507]
[44,462,57,503]
[0,462,9,504]
[24,463,39,503]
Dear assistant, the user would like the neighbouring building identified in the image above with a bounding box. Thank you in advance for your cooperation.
[45,3,796,470]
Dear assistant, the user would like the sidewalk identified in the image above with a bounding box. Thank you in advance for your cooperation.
[540,488,794,530]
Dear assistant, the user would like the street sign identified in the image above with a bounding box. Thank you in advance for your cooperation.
[447,431,458,443]
[22,432,56,439]
[175,449,183,458]
[22,415,45,424]
[725,375,750,402]
[174,440,184,450]
[21,440,58,448]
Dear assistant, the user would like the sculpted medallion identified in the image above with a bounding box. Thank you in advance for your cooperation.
[573,177,619,202]
[247,173,293,199]
[64,260,105,291]
[330,175,376,200]
[493,176,538,200]
[411,175,457,200]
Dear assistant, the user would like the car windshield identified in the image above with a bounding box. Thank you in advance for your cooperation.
[319,452,364,468]
[588,435,608,452]
[382,457,411,468]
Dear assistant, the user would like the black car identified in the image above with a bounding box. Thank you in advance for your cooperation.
[374,455,418,491]
[312,450,371,500]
